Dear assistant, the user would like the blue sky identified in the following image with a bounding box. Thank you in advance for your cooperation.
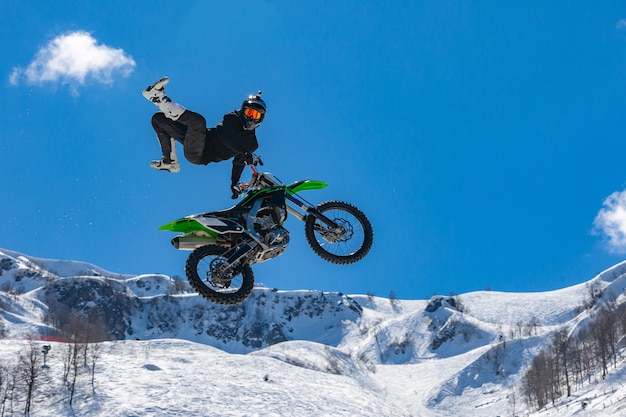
[3,1,626,300]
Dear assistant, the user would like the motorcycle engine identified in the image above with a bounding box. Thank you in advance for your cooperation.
[253,206,290,261]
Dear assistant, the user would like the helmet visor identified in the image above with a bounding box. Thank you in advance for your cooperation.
[243,107,263,120]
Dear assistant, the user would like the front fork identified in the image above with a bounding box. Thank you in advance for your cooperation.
[285,193,340,230]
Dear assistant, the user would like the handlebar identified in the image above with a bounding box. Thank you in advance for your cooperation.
[248,153,263,167]
[232,153,265,198]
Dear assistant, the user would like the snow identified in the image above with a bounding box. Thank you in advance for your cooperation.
[0,339,405,417]
[2,248,626,416]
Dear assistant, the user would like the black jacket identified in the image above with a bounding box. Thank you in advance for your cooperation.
[202,111,258,185]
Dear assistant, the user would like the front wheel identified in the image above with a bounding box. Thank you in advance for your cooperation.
[305,201,373,264]
[185,245,254,305]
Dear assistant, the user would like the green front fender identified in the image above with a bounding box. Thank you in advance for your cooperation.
[287,179,328,194]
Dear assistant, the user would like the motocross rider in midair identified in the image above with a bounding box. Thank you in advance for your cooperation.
[142,77,266,199]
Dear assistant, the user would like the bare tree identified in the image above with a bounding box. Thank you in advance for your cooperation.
[571,329,595,386]
[19,342,41,415]
[522,293,626,411]
[0,365,11,417]
[55,309,109,405]
[388,290,397,306]
[0,366,17,417]
[617,303,626,337]
[590,309,613,378]
[525,315,540,337]
[88,343,102,395]
[514,320,524,339]
[521,350,551,409]
[61,343,73,384]
[552,329,571,397]
[508,390,517,417]
[583,281,603,310]
[68,338,80,406]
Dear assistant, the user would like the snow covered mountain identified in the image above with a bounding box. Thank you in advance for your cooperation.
[1,247,626,416]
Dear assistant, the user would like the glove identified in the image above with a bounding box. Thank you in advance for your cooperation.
[243,152,254,165]
[231,184,242,199]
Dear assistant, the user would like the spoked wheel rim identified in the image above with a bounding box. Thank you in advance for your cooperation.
[313,210,364,256]
[305,201,373,265]
[201,257,242,293]
[185,245,254,304]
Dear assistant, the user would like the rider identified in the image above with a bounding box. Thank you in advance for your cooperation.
[142,77,266,198]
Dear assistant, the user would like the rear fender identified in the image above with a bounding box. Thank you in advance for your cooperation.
[158,215,244,236]
[158,217,211,234]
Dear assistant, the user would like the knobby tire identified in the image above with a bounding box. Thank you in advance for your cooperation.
[185,245,254,305]
[304,200,373,264]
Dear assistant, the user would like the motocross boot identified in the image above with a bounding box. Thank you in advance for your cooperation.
[150,138,180,173]
[142,77,185,121]
[150,158,180,173]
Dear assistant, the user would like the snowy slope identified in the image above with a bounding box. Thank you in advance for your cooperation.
[0,339,406,417]
[1,248,626,416]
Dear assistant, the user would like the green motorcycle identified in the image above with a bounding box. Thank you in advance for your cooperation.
[159,155,374,305]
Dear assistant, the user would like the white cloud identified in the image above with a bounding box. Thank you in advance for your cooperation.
[617,19,626,30]
[593,190,626,253]
[9,31,135,94]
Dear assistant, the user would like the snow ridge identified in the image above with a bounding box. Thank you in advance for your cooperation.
[2,248,626,416]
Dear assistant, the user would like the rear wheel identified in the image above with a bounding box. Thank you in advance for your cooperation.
[305,201,373,264]
[185,245,254,304]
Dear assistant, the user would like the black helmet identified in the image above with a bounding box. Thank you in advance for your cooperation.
[239,91,266,130]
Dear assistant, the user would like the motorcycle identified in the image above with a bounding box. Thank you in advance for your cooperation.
[158,154,374,305]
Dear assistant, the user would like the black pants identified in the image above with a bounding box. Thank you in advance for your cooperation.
[151,110,207,165]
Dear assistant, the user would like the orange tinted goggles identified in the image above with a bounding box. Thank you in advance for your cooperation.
[243,107,263,120]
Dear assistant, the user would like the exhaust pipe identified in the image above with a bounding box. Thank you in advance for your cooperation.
[171,235,216,250]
